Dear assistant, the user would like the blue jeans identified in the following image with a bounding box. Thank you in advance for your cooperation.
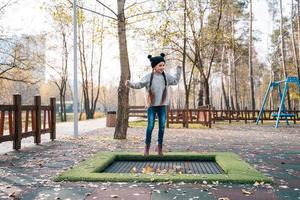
[145,106,167,145]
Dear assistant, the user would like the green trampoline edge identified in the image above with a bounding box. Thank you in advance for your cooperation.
[54,152,272,184]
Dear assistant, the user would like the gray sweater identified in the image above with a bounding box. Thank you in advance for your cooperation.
[128,66,182,107]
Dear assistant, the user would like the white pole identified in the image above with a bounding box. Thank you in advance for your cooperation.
[73,0,79,137]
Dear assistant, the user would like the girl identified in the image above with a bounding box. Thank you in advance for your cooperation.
[125,53,182,156]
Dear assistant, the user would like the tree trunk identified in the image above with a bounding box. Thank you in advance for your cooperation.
[79,91,84,120]
[55,32,69,122]
[297,0,300,79]
[78,22,92,119]
[221,79,228,109]
[62,84,67,121]
[220,46,229,109]
[114,0,130,139]
[227,51,232,109]
[248,0,255,109]
[291,0,299,72]
[182,0,189,109]
[231,14,239,110]
[59,94,63,121]
[198,79,204,107]
[297,0,300,110]
[204,77,210,105]
[279,0,291,110]
[193,79,196,109]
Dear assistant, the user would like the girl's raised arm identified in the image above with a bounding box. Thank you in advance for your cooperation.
[126,74,150,89]
[166,66,182,85]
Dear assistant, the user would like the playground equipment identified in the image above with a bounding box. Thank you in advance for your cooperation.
[256,77,300,128]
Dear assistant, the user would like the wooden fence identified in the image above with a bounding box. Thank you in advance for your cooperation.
[128,106,147,118]
[128,105,211,128]
[212,107,300,124]
[128,105,300,128]
[0,95,56,150]
[166,105,211,128]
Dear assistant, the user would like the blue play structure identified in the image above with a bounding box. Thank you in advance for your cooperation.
[256,77,300,128]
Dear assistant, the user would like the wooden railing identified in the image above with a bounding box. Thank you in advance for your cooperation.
[128,106,147,118]
[128,105,300,128]
[166,105,211,128]
[212,107,300,124]
[0,95,56,150]
[128,105,211,128]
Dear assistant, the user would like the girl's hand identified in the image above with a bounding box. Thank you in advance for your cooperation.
[125,80,130,87]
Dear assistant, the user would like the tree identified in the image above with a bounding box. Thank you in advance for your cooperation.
[71,0,170,139]
[187,0,223,106]
[76,5,104,120]
[44,0,73,122]
[290,0,299,77]
[296,0,300,109]
[248,0,255,110]
[0,40,42,84]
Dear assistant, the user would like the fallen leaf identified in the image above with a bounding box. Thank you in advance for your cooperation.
[218,198,230,200]
[142,165,153,174]
[156,168,161,173]
[130,167,137,174]
[153,189,160,194]
[279,185,288,189]
[241,189,252,195]
[9,192,16,197]
[253,181,260,186]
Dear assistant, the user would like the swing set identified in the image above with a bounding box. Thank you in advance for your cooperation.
[256,76,300,128]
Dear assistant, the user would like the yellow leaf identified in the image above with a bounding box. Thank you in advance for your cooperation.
[130,167,137,174]
[218,198,230,200]
[241,189,252,195]
[156,168,161,173]
[142,165,153,174]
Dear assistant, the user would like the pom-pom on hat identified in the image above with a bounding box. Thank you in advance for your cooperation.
[147,53,165,68]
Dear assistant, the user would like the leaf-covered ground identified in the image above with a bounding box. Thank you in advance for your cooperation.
[0,123,299,199]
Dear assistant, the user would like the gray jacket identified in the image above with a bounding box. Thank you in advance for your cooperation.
[128,66,182,107]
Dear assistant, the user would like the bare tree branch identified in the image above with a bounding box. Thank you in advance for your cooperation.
[0,0,17,13]
[95,0,117,17]
[0,75,40,84]
[124,0,151,11]
[126,15,155,25]
[67,0,117,21]
[0,65,16,76]
[126,8,170,19]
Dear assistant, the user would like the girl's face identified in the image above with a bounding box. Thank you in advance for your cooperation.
[154,62,165,73]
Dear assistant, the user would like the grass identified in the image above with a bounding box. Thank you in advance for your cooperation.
[128,119,293,129]
[129,120,209,129]
[55,152,272,183]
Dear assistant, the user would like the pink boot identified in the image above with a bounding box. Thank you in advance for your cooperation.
[144,144,150,156]
[156,144,163,156]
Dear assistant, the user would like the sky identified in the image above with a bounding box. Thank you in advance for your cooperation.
[0,0,289,86]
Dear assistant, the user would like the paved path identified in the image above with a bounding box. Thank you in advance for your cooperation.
[0,117,107,154]
[0,117,140,154]
[0,122,299,199]
[56,117,107,135]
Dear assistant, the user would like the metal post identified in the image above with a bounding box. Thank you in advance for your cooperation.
[276,81,288,128]
[73,0,78,137]
[256,81,272,124]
